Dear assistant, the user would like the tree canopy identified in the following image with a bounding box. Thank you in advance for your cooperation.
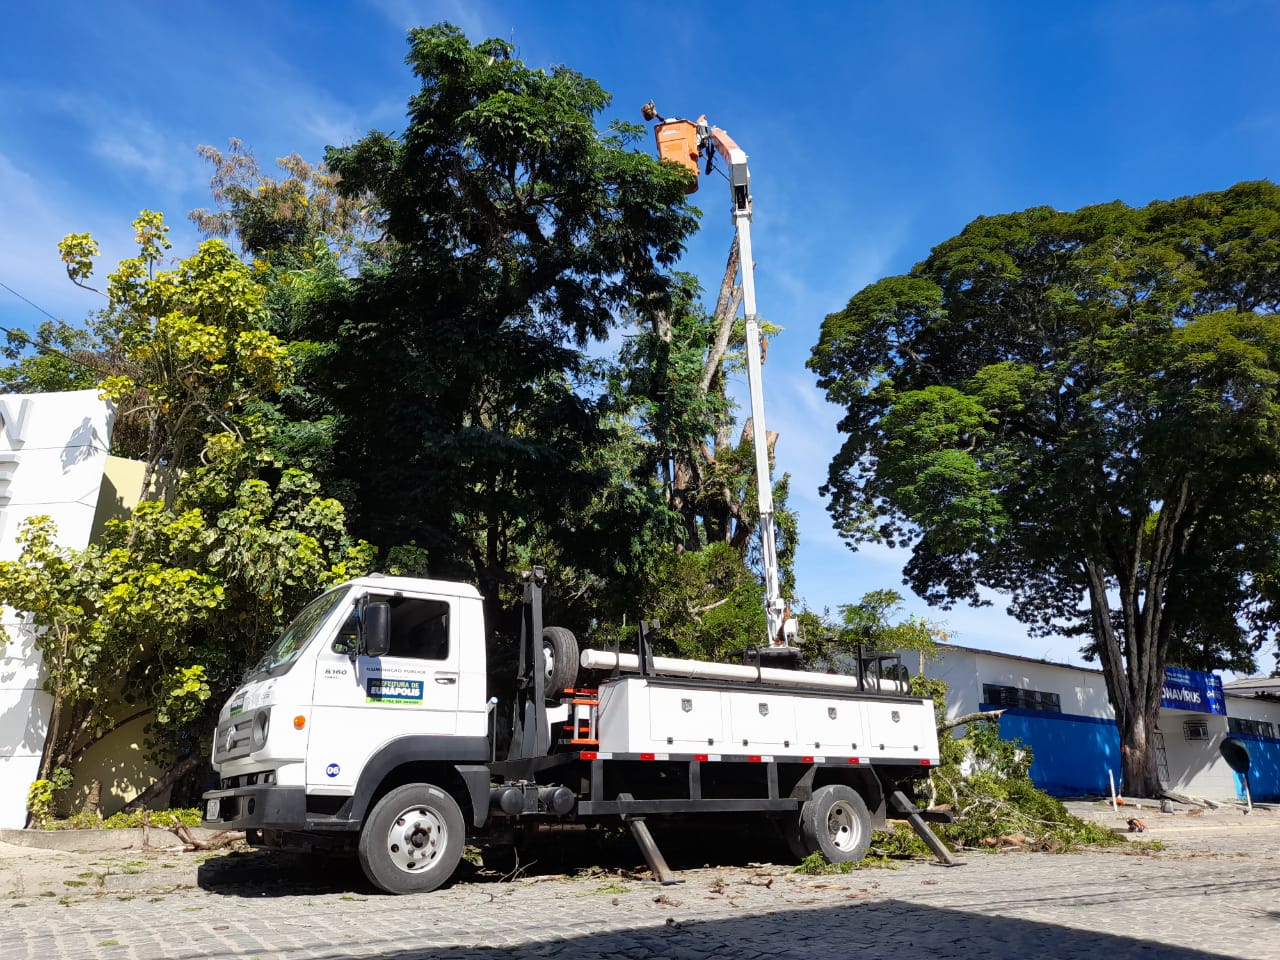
[809,180,1280,796]
[299,24,700,618]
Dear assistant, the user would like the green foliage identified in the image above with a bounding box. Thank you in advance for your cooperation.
[0,320,102,393]
[618,543,767,661]
[794,852,857,874]
[101,808,203,829]
[48,810,104,830]
[610,271,797,591]
[26,768,74,827]
[59,210,294,504]
[810,181,1280,794]
[36,808,203,830]
[297,22,699,618]
[801,589,943,670]
[0,216,375,784]
[0,434,373,771]
[190,138,379,266]
[868,822,931,859]
[914,678,1121,851]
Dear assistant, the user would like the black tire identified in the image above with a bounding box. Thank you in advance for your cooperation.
[542,626,579,697]
[358,783,465,894]
[798,784,872,864]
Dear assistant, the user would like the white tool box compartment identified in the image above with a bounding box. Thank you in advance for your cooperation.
[595,676,936,760]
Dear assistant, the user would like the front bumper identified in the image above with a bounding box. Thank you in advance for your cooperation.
[202,784,306,831]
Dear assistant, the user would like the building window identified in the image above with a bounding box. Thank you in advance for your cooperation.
[1228,717,1276,739]
[982,684,1061,713]
[1183,719,1209,741]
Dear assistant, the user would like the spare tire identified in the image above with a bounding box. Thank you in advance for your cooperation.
[541,626,579,697]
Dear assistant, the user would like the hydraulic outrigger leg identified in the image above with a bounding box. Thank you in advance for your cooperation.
[889,791,963,866]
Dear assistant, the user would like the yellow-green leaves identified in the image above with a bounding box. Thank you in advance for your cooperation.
[59,211,296,504]
[57,233,99,285]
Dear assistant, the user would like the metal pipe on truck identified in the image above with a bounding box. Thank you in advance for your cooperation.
[579,649,906,693]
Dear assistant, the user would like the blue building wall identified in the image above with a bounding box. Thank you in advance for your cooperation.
[980,705,1121,797]
[1224,735,1280,802]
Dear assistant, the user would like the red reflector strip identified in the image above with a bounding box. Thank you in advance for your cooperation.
[580,751,598,761]
[920,759,932,766]
[847,757,861,764]
[748,755,762,763]
[801,756,814,763]
[640,753,656,761]
[694,754,709,762]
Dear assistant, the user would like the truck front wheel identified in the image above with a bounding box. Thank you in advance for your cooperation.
[798,784,872,864]
[358,783,464,894]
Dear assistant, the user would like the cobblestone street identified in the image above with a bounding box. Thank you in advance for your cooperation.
[2,818,1279,960]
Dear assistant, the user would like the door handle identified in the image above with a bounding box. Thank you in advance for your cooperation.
[435,676,458,685]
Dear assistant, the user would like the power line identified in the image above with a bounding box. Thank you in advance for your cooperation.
[0,278,108,379]
[0,279,61,323]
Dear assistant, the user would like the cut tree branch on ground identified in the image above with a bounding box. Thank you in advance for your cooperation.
[170,826,245,851]
[940,709,1006,732]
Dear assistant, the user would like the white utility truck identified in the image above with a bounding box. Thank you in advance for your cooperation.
[202,108,955,893]
[202,568,949,893]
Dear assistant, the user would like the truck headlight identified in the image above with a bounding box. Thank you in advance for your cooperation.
[252,709,271,749]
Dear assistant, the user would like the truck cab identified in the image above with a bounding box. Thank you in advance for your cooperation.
[204,576,490,837]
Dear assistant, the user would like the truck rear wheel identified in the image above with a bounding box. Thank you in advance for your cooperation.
[798,784,872,864]
[358,783,464,894]
[542,626,579,697]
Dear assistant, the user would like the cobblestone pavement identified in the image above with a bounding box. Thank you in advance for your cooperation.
[2,821,1279,960]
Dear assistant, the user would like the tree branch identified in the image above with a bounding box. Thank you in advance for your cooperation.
[940,708,1005,732]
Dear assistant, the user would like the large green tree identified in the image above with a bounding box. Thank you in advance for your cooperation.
[809,180,1280,797]
[306,24,699,622]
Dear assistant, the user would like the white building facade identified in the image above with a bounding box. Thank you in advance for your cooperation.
[0,391,114,828]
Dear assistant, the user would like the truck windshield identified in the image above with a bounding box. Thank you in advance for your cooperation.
[247,587,350,681]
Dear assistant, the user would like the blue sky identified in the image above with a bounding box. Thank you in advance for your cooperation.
[2,1,1278,666]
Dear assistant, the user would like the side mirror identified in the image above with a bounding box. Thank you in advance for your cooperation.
[363,602,391,658]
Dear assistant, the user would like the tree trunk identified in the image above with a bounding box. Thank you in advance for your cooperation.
[1083,475,1196,801]
[122,754,202,813]
[1119,706,1163,798]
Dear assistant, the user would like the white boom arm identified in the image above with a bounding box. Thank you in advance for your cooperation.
[704,124,786,646]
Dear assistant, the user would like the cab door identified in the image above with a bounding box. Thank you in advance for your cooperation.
[307,591,461,793]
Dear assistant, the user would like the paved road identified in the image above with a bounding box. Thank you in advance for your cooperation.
[2,820,1279,960]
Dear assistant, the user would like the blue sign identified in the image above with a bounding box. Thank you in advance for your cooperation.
[366,678,424,704]
[1161,667,1225,715]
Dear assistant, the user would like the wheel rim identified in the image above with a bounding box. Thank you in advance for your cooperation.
[385,804,448,874]
[543,642,555,682]
[826,800,863,853]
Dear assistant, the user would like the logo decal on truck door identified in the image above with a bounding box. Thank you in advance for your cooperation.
[366,678,424,704]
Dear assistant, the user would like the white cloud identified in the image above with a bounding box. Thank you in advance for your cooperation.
[92,132,171,183]
[0,152,102,326]
[364,0,502,43]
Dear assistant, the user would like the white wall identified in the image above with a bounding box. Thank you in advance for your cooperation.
[1158,711,1236,798]
[924,646,1111,720]
[0,391,113,828]
[1224,693,1280,727]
